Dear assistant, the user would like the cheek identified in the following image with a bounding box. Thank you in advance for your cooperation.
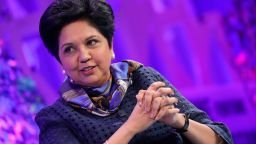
[95,49,112,62]
[61,58,77,71]
[95,51,112,70]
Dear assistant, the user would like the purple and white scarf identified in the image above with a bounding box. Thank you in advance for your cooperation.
[60,60,142,117]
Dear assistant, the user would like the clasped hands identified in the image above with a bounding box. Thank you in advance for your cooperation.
[125,81,181,134]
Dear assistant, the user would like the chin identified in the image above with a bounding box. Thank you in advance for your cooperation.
[79,80,101,87]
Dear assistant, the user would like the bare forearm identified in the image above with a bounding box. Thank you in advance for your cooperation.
[107,122,136,144]
[184,120,223,144]
[171,114,223,144]
[107,93,157,144]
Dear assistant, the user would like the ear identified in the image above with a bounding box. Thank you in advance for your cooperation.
[111,49,115,59]
[112,53,115,59]
[110,39,115,59]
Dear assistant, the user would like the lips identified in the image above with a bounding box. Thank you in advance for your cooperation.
[80,66,96,71]
[79,66,96,75]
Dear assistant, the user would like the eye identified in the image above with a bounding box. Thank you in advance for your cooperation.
[63,46,75,54]
[87,39,99,47]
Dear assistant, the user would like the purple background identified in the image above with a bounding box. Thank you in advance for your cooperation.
[0,0,256,143]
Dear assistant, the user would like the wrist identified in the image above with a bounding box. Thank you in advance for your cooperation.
[107,122,136,144]
[174,113,189,133]
[172,113,186,128]
[123,121,138,136]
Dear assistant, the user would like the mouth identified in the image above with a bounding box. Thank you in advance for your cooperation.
[80,66,96,72]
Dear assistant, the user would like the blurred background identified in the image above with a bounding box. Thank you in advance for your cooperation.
[0,0,255,143]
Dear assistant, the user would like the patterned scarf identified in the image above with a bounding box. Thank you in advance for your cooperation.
[60,60,142,117]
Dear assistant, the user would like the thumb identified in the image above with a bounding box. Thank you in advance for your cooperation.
[136,90,145,106]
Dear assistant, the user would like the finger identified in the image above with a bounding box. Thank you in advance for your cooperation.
[155,106,168,120]
[147,81,166,91]
[167,108,180,114]
[150,97,162,118]
[155,108,180,120]
[136,90,146,106]
[143,82,165,111]
[143,90,154,112]
[154,87,174,98]
[161,97,178,107]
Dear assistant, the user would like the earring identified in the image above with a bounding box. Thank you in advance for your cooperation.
[62,70,66,75]
[69,78,74,83]
[62,69,74,83]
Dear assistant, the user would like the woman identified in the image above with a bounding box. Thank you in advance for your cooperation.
[35,0,233,143]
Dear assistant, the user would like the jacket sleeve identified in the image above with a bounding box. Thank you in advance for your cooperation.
[134,67,233,144]
[35,107,81,144]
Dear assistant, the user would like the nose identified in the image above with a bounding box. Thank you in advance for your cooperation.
[79,48,91,63]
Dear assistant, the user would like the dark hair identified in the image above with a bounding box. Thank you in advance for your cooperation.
[39,0,115,62]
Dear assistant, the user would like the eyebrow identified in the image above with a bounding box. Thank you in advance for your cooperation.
[86,35,98,41]
[60,35,98,50]
[60,43,72,50]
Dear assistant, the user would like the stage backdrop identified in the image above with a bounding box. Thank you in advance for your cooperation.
[0,0,255,143]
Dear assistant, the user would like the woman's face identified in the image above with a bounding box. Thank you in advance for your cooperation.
[58,20,113,87]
